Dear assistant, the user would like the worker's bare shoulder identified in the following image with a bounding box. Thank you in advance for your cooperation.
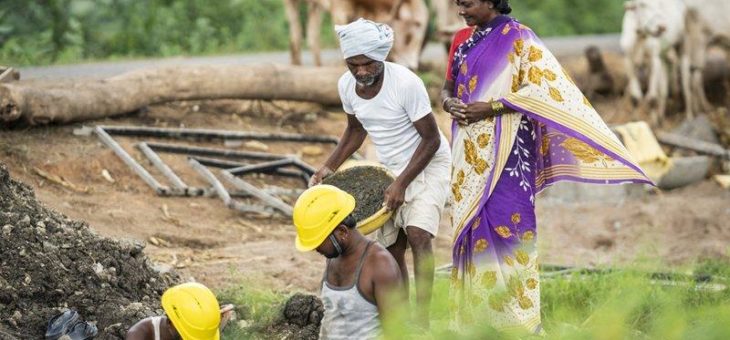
[367,243,400,278]
[125,318,152,339]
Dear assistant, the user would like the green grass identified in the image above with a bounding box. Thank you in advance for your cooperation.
[218,259,730,339]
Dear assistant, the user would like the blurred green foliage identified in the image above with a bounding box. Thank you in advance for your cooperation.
[219,259,730,339]
[0,0,624,66]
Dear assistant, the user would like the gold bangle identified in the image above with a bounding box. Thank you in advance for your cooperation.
[490,101,504,115]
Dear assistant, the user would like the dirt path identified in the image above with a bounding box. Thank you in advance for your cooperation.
[18,34,620,80]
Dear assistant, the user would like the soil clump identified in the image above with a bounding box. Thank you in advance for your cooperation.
[322,166,394,222]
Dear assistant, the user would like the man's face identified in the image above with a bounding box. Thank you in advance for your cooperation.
[315,226,346,259]
[346,55,384,87]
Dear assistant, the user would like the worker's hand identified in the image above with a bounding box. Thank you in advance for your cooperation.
[220,304,235,331]
[383,180,407,211]
[309,166,334,187]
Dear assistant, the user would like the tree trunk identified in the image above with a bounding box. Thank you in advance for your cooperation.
[0,64,344,126]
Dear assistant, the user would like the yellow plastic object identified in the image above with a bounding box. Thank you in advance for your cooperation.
[161,282,221,340]
[338,159,387,171]
[292,184,356,251]
[356,206,392,235]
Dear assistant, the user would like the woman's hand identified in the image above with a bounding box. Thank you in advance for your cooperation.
[443,97,469,125]
[459,101,505,125]
[461,101,493,125]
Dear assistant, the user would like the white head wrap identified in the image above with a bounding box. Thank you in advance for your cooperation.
[335,18,394,61]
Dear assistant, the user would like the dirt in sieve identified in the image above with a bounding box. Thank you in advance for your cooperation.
[262,293,324,340]
[0,162,179,339]
[322,166,394,222]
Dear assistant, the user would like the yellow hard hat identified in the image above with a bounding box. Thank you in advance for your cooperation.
[161,282,221,340]
[293,184,356,251]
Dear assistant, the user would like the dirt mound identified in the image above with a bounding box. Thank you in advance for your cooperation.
[0,162,178,339]
[265,293,324,340]
[323,166,394,222]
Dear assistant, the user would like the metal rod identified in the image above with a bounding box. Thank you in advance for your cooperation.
[226,158,295,176]
[188,158,274,214]
[188,158,232,206]
[137,142,189,190]
[290,158,317,175]
[220,170,294,216]
[94,127,171,196]
[98,125,340,145]
[147,142,287,161]
[190,156,309,185]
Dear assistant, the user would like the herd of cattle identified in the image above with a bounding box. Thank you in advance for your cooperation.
[283,0,729,125]
[621,0,730,125]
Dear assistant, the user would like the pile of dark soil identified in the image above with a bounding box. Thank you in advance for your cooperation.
[0,162,178,339]
[264,294,324,340]
[322,166,394,222]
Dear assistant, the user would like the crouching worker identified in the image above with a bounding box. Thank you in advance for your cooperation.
[126,282,234,340]
[293,185,403,340]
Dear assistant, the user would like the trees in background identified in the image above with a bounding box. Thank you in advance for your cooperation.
[0,0,624,66]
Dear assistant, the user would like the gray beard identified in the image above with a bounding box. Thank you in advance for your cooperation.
[355,63,384,88]
[356,77,376,87]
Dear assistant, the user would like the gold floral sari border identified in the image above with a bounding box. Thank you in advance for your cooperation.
[505,94,628,158]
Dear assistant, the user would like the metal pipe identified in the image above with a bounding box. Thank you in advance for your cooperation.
[147,142,287,161]
[188,158,232,206]
[290,158,317,175]
[188,158,274,214]
[99,125,340,145]
[137,142,188,190]
[189,156,309,185]
[94,127,171,196]
[226,158,296,176]
[220,170,294,216]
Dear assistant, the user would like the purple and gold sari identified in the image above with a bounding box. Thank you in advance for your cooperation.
[448,16,652,334]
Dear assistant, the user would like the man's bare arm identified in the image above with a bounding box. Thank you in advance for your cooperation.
[310,114,367,186]
[383,113,440,210]
[371,251,404,319]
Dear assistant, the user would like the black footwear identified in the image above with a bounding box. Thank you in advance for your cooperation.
[45,310,80,340]
[66,321,98,340]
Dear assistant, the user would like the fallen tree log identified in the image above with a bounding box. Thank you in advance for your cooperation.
[0,64,344,126]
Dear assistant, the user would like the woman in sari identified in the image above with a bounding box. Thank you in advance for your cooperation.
[441,0,652,335]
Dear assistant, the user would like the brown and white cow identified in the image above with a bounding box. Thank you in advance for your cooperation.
[284,0,429,70]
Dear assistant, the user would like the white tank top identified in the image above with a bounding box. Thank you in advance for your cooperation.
[319,242,380,340]
[151,316,162,340]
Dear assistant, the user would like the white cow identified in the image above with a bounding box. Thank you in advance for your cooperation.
[284,0,429,70]
[621,0,730,125]
[620,0,685,125]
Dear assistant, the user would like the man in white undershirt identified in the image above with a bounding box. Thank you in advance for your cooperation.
[309,18,451,328]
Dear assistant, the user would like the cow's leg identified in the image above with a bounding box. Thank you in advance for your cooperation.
[284,0,303,65]
[306,2,324,66]
[680,49,694,120]
[646,41,665,125]
[666,48,681,100]
[400,0,429,70]
[624,54,643,111]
